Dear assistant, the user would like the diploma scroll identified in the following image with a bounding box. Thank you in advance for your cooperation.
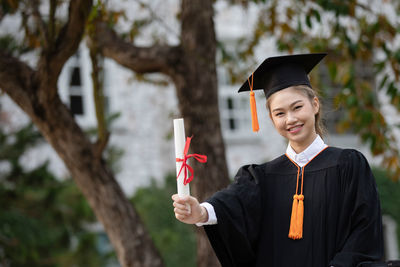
[174,118,191,199]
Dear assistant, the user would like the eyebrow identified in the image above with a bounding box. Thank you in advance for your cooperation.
[272,100,304,113]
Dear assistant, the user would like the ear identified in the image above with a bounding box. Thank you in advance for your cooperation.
[312,96,320,115]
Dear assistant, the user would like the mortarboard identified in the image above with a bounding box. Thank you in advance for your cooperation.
[238,53,327,132]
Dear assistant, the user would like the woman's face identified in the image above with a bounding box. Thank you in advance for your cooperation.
[268,87,319,153]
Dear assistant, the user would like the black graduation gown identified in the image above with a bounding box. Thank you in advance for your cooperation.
[204,147,383,267]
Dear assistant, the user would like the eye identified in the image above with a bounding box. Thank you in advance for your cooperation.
[275,112,284,117]
[294,105,303,110]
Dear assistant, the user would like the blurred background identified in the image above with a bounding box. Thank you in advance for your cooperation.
[0,0,399,266]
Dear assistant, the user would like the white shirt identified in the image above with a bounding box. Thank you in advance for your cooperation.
[196,135,328,226]
[285,135,328,167]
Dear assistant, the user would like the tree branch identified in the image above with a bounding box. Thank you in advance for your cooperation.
[52,0,92,66]
[30,0,49,50]
[0,50,36,116]
[48,0,57,45]
[89,41,110,158]
[36,0,92,90]
[132,0,179,39]
[94,22,181,75]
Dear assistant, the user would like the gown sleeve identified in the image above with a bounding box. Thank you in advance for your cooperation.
[203,164,263,267]
[328,150,384,267]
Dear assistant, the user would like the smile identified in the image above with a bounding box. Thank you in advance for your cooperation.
[288,124,304,133]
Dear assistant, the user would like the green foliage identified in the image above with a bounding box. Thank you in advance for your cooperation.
[0,123,114,266]
[0,35,20,54]
[0,124,42,162]
[373,167,400,251]
[132,174,196,267]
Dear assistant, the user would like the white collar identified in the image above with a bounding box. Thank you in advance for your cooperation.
[285,135,328,167]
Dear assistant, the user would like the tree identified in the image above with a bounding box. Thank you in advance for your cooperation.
[0,122,115,266]
[0,1,163,266]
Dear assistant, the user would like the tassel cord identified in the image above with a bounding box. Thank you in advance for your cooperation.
[285,146,329,240]
[248,73,259,132]
[286,159,304,240]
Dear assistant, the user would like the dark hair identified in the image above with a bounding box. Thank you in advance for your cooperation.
[266,85,327,138]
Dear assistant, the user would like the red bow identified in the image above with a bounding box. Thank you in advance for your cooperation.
[176,136,207,185]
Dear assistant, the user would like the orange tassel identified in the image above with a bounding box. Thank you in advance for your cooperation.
[296,194,304,239]
[250,91,259,132]
[288,194,299,239]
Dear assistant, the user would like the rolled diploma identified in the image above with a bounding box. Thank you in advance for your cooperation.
[174,118,190,198]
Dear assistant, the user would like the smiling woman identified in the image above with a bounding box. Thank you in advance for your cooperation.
[268,86,321,153]
[172,53,384,267]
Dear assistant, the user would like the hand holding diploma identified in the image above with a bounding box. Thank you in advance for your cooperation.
[173,118,208,224]
[172,194,208,224]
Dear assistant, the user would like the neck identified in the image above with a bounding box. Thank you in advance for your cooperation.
[289,133,318,154]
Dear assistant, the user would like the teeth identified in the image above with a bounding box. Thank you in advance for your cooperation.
[288,125,302,132]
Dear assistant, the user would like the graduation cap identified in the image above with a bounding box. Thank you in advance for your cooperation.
[238,53,327,132]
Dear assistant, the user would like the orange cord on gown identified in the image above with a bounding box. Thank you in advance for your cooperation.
[248,73,259,132]
[286,146,328,240]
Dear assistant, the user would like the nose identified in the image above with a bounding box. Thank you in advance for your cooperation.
[286,112,297,124]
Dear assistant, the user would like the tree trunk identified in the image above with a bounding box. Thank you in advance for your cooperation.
[176,1,230,266]
[0,0,165,263]
[93,0,231,265]
[36,97,164,267]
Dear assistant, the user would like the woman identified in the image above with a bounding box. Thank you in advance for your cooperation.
[172,53,383,267]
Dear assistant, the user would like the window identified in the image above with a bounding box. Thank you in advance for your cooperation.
[218,67,253,136]
[70,67,81,86]
[219,86,253,136]
[68,59,84,116]
[69,95,83,115]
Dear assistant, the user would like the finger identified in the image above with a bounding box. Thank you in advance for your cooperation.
[175,213,188,221]
[173,202,189,210]
[173,202,188,210]
[172,195,188,205]
[174,207,190,215]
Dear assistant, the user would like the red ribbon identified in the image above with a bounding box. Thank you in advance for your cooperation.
[176,136,207,185]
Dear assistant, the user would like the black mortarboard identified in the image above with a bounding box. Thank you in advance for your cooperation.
[239,53,327,132]
[238,53,327,98]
